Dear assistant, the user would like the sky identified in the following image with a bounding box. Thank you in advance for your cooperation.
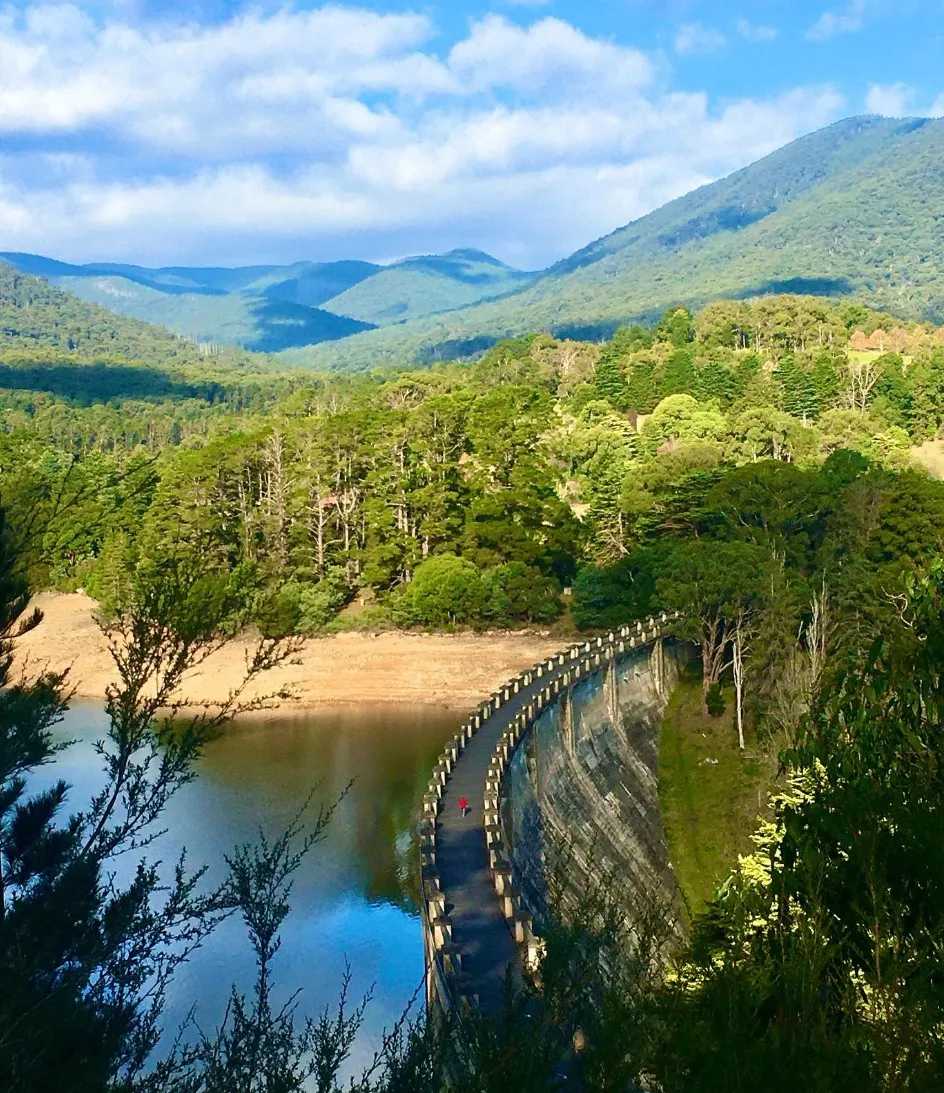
[0,0,941,269]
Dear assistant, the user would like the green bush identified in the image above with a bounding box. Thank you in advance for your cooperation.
[255,585,301,638]
[705,683,726,718]
[392,554,489,628]
[292,568,351,633]
[485,561,563,625]
[572,552,657,630]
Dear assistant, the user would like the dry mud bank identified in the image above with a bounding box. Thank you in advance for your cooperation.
[14,592,565,711]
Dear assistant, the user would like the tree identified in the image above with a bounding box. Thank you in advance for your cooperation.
[655,307,695,347]
[485,562,562,625]
[661,563,944,1091]
[0,541,299,1091]
[392,553,488,627]
[655,539,770,716]
[660,348,697,398]
[594,349,629,410]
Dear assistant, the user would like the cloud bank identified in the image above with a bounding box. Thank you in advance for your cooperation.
[0,4,845,267]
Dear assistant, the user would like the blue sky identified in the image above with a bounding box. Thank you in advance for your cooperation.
[0,0,940,268]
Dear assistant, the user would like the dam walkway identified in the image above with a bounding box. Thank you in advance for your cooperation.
[420,614,677,1016]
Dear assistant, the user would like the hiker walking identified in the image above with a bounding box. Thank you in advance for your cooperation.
[458,795,469,817]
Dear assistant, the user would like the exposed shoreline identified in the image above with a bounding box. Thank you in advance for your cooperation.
[16,592,567,713]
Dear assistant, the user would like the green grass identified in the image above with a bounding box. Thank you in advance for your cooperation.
[658,680,779,918]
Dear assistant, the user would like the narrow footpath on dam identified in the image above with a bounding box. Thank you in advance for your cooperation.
[424,615,679,1016]
[434,658,572,1011]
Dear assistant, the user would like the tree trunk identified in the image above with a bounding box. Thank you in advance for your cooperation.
[732,625,746,750]
[700,616,727,716]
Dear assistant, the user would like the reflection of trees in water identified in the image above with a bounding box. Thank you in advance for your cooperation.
[189,709,457,913]
[354,735,445,912]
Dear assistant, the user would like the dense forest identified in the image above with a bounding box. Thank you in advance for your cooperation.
[2,266,944,1088]
[0,248,532,351]
[4,278,944,726]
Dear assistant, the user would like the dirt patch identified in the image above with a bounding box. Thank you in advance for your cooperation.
[15,592,566,711]
[912,440,944,479]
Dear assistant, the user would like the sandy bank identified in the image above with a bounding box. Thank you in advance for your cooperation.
[14,592,566,711]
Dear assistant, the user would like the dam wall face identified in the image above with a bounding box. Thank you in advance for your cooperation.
[419,615,690,1016]
[503,639,689,933]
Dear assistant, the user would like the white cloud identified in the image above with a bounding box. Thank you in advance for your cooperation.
[449,15,652,96]
[807,0,866,41]
[865,82,914,118]
[930,94,944,119]
[736,20,779,43]
[674,22,726,55]
[0,4,847,267]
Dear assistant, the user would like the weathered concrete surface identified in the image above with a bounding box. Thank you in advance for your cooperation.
[504,640,689,935]
[423,623,689,1017]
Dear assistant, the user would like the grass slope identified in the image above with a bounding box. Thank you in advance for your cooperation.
[658,681,777,917]
[287,115,944,370]
[321,249,535,326]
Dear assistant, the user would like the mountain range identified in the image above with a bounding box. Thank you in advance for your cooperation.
[3,114,944,369]
[0,248,534,354]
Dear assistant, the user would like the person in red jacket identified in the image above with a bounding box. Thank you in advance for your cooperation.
[458,796,469,817]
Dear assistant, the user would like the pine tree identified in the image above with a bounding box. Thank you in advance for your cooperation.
[661,348,697,398]
[776,355,819,422]
[594,349,629,409]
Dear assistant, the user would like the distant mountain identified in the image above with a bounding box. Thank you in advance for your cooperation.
[0,253,379,352]
[11,115,944,368]
[0,248,531,352]
[47,274,375,353]
[282,115,944,370]
[0,263,218,367]
[319,249,536,326]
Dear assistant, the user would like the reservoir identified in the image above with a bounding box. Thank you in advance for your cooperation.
[42,700,460,1070]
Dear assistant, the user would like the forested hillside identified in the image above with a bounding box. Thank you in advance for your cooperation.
[319,249,535,326]
[49,275,377,352]
[289,115,944,370]
[4,290,943,659]
[0,248,532,352]
[4,282,944,1088]
[0,265,305,421]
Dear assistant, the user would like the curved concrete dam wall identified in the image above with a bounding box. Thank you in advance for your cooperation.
[503,638,691,939]
[420,619,693,1016]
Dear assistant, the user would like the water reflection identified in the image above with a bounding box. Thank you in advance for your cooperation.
[43,701,459,1064]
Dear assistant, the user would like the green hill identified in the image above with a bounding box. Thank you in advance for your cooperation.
[0,254,380,351]
[47,274,375,352]
[0,249,530,352]
[251,260,381,306]
[283,115,944,370]
[0,263,216,363]
[320,249,535,325]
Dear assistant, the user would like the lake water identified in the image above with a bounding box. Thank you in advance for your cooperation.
[42,701,459,1070]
